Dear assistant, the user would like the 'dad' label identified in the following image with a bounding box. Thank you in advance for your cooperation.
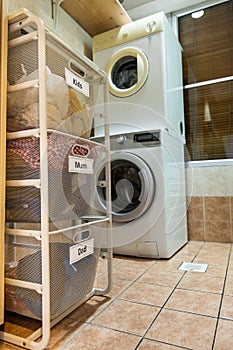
[70,238,94,264]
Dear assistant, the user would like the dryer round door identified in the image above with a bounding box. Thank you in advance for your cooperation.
[105,47,149,98]
[96,152,155,222]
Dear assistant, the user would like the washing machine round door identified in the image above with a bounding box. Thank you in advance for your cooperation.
[97,152,155,222]
[105,47,149,98]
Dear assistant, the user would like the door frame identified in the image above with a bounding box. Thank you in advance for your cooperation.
[105,47,149,98]
[0,0,7,325]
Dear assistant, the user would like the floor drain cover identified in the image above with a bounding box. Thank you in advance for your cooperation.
[178,262,208,273]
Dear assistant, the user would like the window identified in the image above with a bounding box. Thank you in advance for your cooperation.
[178,1,233,160]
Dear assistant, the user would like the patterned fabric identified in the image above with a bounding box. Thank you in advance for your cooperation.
[7,133,93,170]
[6,133,99,223]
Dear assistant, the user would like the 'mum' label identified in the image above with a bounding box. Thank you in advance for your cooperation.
[69,156,93,174]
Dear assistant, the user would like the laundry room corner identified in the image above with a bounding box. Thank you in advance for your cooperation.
[1,0,233,349]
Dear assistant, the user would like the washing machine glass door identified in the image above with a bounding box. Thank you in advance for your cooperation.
[97,152,155,222]
[106,47,149,98]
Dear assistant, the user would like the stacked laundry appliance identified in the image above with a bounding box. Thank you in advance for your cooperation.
[92,11,188,258]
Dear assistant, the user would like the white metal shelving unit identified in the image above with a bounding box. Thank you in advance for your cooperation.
[0,9,112,350]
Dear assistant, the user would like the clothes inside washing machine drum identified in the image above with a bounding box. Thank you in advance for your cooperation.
[111,56,137,89]
[5,134,97,223]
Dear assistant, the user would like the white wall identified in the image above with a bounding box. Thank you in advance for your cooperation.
[8,0,92,58]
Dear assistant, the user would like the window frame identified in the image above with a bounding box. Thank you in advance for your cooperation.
[171,0,233,165]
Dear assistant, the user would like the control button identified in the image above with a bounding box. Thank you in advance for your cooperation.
[146,21,157,33]
[116,135,126,144]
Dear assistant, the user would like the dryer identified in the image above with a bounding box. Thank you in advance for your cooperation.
[93,12,185,143]
[92,129,187,259]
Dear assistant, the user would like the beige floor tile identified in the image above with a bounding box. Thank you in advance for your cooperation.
[67,295,111,322]
[204,263,227,277]
[150,260,185,275]
[63,324,140,350]
[46,318,85,349]
[165,288,221,317]
[94,275,132,298]
[112,255,125,263]
[214,319,233,350]
[178,273,224,294]
[121,281,173,307]
[227,266,233,278]
[201,242,231,252]
[220,295,233,320]
[194,255,229,266]
[171,251,197,261]
[138,339,188,349]
[138,269,183,288]
[185,240,204,249]
[116,257,156,269]
[92,299,160,336]
[112,264,146,281]
[146,309,217,350]
[224,277,233,296]
[197,246,230,256]
[199,245,231,255]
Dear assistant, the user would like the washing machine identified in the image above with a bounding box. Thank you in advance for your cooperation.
[91,128,187,259]
[92,11,185,143]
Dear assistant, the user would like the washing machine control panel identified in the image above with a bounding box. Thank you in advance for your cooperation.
[116,135,127,144]
[112,130,161,150]
[133,131,160,144]
[91,130,162,150]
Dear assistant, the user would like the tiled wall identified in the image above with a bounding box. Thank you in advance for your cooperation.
[186,164,233,243]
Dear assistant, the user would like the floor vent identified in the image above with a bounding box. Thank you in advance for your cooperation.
[178,262,208,273]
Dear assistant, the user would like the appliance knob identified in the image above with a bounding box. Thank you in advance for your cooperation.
[116,135,126,144]
[146,21,157,33]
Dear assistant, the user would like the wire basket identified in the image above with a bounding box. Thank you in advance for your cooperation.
[5,231,99,320]
[6,132,103,224]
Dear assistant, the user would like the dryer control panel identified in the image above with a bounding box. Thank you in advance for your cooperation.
[92,130,162,151]
[92,12,165,53]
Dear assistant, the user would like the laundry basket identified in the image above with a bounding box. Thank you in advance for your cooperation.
[5,229,99,320]
[6,132,103,224]
[7,30,98,138]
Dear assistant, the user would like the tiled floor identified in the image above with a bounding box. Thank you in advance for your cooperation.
[1,240,233,349]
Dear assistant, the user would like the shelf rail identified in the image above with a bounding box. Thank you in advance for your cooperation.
[1,8,112,350]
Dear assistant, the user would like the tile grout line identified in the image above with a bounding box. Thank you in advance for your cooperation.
[133,242,225,350]
[229,197,233,243]
[81,259,159,325]
[211,243,233,350]
[132,256,197,349]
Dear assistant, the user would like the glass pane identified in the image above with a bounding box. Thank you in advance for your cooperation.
[178,1,233,160]
[98,159,142,214]
[184,81,233,160]
[179,2,233,85]
[111,56,138,89]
